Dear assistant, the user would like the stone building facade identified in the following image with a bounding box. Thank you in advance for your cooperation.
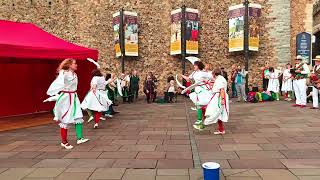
[0,0,314,93]
[314,0,320,58]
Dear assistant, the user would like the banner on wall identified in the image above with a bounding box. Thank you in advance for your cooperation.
[112,12,121,57]
[185,8,199,54]
[296,32,312,64]
[170,8,182,55]
[249,3,261,51]
[228,4,245,52]
[228,3,261,52]
[123,11,138,56]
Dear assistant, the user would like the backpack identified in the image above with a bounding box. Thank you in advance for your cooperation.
[247,92,258,103]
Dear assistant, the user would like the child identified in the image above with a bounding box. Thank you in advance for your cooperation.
[267,67,281,101]
[281,63,293,101]
[46,58,89,149]
[81,69,112,129]
[247,85,258,103]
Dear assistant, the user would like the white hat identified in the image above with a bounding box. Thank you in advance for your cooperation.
[186,56,200,65]
[313,55,320,61]
[295,55,303,60]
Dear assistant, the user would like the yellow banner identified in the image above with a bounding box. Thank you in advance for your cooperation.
[170,40,181,55]
[229,38,244,51]
[114,43,121,57]
[125,43,138,56]
[186,40,198,54]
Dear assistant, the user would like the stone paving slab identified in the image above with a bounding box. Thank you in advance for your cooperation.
[26,168,64,178]
[0,168,35,180]
[0,100,320,179]
[89,168,126,179]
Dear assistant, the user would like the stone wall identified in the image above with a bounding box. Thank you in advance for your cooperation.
[267,0,291,65]
[0,0,312,92]
[291,0,314,63]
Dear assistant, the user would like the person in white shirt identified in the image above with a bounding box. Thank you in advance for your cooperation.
[281,63,293,101]
[310,56,320,109]
[81,69,113,129]
[45,58,89,149]
[181,61,213,129]
[292,55,310,108]
[267,67,282,101]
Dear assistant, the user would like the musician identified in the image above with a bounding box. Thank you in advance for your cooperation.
[310,56,320,109]
[292,55,310,108]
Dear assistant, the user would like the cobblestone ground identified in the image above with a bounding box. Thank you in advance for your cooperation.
[0,97,319,180]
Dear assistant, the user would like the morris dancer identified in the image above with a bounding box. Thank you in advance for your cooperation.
[292,55,310,108]
[203,69,229,134]
[46,58,89,149]
[281,63,293,101]
[81,69,112,129]
[310,56,320,109]
[181,61,213,130]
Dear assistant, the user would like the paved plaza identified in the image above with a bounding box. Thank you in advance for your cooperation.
[0,98,319,180]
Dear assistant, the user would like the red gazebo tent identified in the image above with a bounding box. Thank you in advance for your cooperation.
[0,20,99,117]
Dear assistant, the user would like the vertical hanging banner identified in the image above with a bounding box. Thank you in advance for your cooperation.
[123,11,138,56]
[228,4,245,52]
[112,12,121,57]
[248,3,261,51]
[170,8,182,55]
[185,8,199,54]
[296,32,312,64]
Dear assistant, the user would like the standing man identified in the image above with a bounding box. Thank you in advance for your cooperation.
[310,56,320,109]
[292,55,310,108]
[231,64,238,98]
[130,70,140,101]
[235,66,248,102]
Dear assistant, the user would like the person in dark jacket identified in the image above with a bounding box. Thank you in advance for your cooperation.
[130,70,140,101]
[144,74,156,103]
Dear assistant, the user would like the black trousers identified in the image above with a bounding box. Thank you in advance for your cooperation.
[263,78,269,91]
[164,92,175,102]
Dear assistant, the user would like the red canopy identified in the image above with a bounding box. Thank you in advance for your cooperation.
[0,20,98,60]
[0,20,99,117]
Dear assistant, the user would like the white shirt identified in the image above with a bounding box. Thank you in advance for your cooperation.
[91,76,108,90]
[47,70,78,96]
[189,70,212,83]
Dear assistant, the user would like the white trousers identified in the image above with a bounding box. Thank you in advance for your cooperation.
[312,87,319,108]
[293,79,307,105]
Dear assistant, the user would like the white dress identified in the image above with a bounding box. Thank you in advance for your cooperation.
[81,76,112,112]
[188,70,213,106]
[204,75,229,125]
[267,70,281,93]
[47,70,83,128]
[281,69,293,92]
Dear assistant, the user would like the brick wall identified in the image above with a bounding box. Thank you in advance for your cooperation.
[0,0,312,92]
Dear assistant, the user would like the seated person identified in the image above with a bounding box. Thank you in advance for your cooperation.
[164,80,176,103]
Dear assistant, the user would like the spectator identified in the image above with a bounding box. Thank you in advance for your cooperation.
[235,66,247,102]
[130,70,140,101]
[164,79,176,103]
[148,72,158,102]
[230,64,238,98]
[144,74,156,103]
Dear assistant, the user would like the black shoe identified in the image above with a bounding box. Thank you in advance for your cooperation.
[112,111,120,115]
